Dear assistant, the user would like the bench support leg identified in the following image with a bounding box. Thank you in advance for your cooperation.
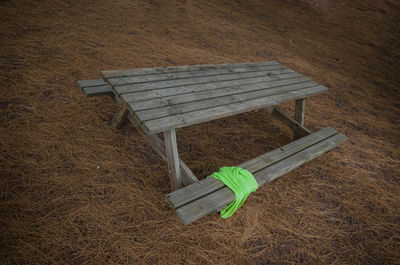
[123,108,199,186]
[294,98,306,139]
[164,129,182,191]
[271,107,311,138]
[111,103,128,129]
[142,133,198,186]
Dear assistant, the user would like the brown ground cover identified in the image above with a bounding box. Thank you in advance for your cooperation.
[1,0,399,264]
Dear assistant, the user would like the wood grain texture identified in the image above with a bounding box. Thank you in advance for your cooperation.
[102,61,328,134]
[164,130,182,191]
[125,114,198,186]
[294,98,306,139]
[140,86,326,134]
[134,82,317,122]
[81,85,113,97]
[166,127,337,209]
[101,61,279,79]
[77,79,108,88]
[123,74,305,107]
[108,64,284,86]
[114,68,294,94]
[175,131,347,225]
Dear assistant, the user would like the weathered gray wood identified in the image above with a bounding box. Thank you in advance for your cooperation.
[143,133,198,186]
[77,79,108,88]
[124,74,305,108]
[134,82,316,121]
[108,64,285,86]
[166,127,337,209]
[175,132,347,225]
[271,86,327,104]
[140,86,326,134]
[102,61,279,79]
[164,130,182,191]
[125,114,198,186]
[271,107,311,138]
[179,162,199,186]
[294,98,306,139]
[81,85,113,97]
[110,104,128,129]
[114,68,295,94]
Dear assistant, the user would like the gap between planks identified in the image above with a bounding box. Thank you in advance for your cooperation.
[107,64,286,87]
[139,85,326,134]
[113,68,295,95]
[166,127,337,209]
[102,61,280,79]
[175,131,347,225]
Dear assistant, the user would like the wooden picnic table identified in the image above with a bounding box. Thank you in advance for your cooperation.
[78,60,346,225]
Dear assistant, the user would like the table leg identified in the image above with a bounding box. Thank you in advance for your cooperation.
[141,133,198,186]
[164,129,182,191]
[111,103,128,129]
[271,107,311,137]
[294,98,306,139]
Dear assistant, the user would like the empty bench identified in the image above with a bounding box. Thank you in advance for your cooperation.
[77,79,112,97]
[78,61,347,225]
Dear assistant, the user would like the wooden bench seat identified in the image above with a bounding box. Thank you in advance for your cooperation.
[166,127,347,225]
[77,79,113,97]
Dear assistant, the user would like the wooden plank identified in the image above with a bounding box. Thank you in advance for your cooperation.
[134,82,317,121]
[123,73,305,107]
[271,85,327,104]
[179,162,199,186]
[143,133,198,186]
[114,68,295,94]
[166,177,225,210]
[140,86,327,134]
[175,132,347,225]
[81,85,113,97]
[125,114,198,186]
[110,104,128,129]
[108,64,285,86]
[271,107,311,138]
[77,79,108,88]
[294,98,306,139]
[164,130,182,191]
[238,127,332,173]
[255,132,346,186]
[102,61,279,79]
[166,127,337,209]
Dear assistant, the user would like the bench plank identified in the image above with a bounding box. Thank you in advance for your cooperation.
[134,82,317,121]
[166,127,337,209]
[114,68,294,94]
[271,107,311,138]
[122,73,304,105]
[101,61,279,79]
[78,79,112,97]
[164,129,182,191]
[294,98,306,139]
[81,85,113,97]
[108,64,285,86]
[175,132,347,225]
[77,79,107,88]
[140,86,326,134]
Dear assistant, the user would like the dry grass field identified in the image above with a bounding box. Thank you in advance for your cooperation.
[1,0,399,264]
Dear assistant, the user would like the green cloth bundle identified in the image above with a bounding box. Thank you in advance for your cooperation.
[209,166,258,218]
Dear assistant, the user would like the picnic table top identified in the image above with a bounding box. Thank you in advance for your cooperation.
[101,61,327,134]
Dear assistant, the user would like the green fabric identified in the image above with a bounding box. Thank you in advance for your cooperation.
[209,166,258,218]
